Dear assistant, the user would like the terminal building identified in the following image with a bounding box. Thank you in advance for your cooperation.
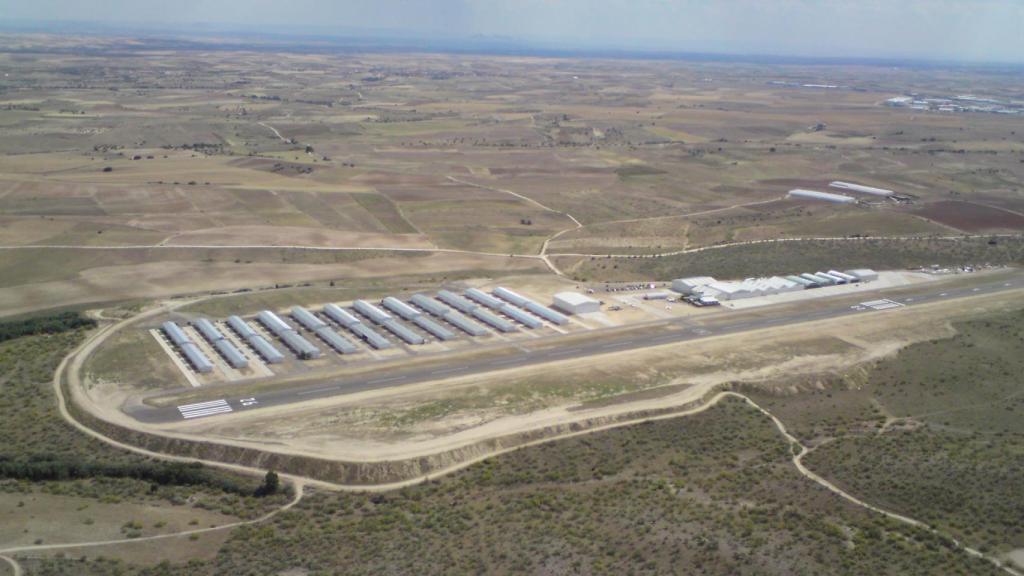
[670,268,877,302]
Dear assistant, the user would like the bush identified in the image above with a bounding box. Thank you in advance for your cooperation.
[0,311,97,343]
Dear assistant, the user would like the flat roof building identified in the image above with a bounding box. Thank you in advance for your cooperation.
[552,292,600,315]
[671,276,716,295]
[845,269,878,282]
[697,276,802,301]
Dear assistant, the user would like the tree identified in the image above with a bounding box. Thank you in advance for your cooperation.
[256,470,279,497]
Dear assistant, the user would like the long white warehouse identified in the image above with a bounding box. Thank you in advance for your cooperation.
[492,286,570,326]
[788,189,857,204]
[161,321,214,373]
[829,181,894,197]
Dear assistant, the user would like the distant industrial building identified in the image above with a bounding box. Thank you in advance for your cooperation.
[671,276,716,295]
[410,294,489,337]
[828,181,895,197]
[291,306,357,354]
[492,286,570,326]
[788,189,857,204]
[353,300,426,345]
[670,268,878,303]
[465,288,542,329]
[192,318,248,369]
[227,315,284,364]
[553,292,600,314]
[437,290,517,333]
[846,269,878,282]
[161,321,214,373]
[257,310,322,360]
[323,304,392,349]
[382,297,456,341]
[699,276,803,301]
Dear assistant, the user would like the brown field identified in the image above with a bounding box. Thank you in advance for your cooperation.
[0,37,1022,320]
[913,200,1024,232]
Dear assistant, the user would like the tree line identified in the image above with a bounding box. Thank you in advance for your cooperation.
[0,454,280,498]
[0,311,97,343]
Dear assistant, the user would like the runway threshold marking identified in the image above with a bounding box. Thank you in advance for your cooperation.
[177,399,232,419]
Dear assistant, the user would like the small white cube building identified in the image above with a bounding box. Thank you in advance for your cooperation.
[553,291,601,314]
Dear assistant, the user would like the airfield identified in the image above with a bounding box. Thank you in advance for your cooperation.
[135,269,1019,425]
[2,38,1024,486]
[58,265,1022,485]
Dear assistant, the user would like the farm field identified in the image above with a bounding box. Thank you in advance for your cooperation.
[1,28,1023,576]
[2,38,1024,317]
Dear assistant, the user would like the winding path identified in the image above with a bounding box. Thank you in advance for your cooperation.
[0,483,303,572]
[258,121,289,143]
[8,291,1021,573]
[446,175,583,275]
[0,554,21,576]
[734,393,1023,576]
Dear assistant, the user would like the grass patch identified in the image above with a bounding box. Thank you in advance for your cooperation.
[351,193,418,234]
[614,163,667,178]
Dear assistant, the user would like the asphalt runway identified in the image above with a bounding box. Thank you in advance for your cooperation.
[133,272,1023,424]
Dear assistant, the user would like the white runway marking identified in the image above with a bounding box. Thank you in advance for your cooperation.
[860,299,904,311]
[177,399,232,419]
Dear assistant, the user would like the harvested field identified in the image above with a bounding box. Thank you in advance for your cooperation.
[914,200,1024,232]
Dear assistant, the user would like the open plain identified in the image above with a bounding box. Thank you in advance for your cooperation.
[2,30,1024,576]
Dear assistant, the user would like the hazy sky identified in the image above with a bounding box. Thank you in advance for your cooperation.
[3,0,1024,63]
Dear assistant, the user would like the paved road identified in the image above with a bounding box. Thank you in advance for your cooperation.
[132,272,1023,424]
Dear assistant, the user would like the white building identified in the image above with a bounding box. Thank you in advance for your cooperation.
[845,269,878,282]
[697,276,802,301]
[643,291,670,300]
[828,181,895,197]
[671,276,716,295]
[788,189,857,204]
[552,291,601,314]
